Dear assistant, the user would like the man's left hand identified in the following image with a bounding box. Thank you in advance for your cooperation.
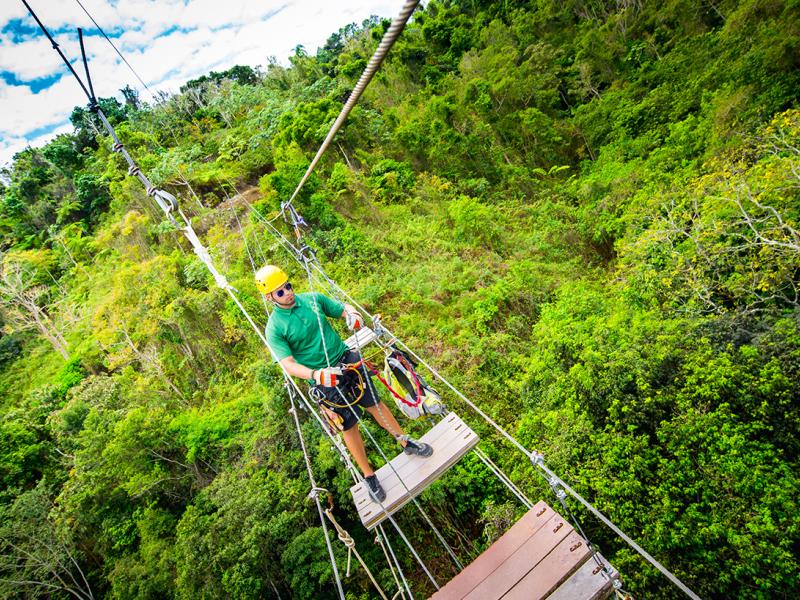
[344,304,363,331]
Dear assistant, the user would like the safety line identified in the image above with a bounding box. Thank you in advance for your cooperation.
[248,199,705,600]
[225,192,271,315]
[323,507,391,600]
[376,524,411,600]
[387,515,439,591]
[73,0,155,98]
[471,447,533,509]
[287,390,346,600]
[285,0,420,208]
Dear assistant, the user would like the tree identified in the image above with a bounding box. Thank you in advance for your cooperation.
[0,482,95,600]
[92,255,186,401]
[0,250,69,359]
[120,85,141,110]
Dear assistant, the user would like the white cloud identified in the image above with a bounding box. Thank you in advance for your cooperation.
[1,75,85,134]
[0,121,72,172]
[1,0,404,167]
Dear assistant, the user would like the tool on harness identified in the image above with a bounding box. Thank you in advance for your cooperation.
[322,405,345,433]
[309,386,347,434]
[310,361,368,434]
[383,347,445,419]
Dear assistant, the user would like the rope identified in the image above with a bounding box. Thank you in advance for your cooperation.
[360,358,423,408]
[284,0,420,209]
[286,389,346,600]
[224,191,271,316]
[22,0,94,102]
[471,446,533,510]
[538,467,622,596]
[387,514,439,591]
[323,506,392,600]
[249,199,705,599]
[375,525,409,600]
[72,0,155,99]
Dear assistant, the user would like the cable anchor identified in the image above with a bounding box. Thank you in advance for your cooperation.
[153,189,179,213]
[308,486,329,502]
[297,243,317,264]
[548,475,567,501]
[280,201,308,240]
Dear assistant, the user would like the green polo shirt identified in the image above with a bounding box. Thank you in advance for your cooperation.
[264,292,349,372]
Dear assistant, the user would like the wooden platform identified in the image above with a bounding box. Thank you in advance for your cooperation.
[349,412,479,529]
[344,326,378,350]
[547,554,619,600]
[431,501,618,600]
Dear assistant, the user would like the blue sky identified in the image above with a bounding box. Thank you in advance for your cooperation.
[0,0,400,169]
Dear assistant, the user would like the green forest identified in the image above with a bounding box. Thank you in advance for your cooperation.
[2,0,799,597]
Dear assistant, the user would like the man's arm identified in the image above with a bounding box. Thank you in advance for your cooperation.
[280,355,342,387]
[341,303,363,330]
[279,356,315,380]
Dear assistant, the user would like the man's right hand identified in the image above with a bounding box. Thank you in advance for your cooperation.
[313,366,343,387]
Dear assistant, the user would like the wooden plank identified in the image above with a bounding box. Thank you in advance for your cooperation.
[350,413,468,502]
[431,501,620,600]
[546,554,619,600]
[349,412,479,529]
[431,501,555,599]
[352,414,476,505]
[350,413,470,509]
[462,515,575,600]
[344,326,378,350]
[502,530,591,600]
[352,413,479,528]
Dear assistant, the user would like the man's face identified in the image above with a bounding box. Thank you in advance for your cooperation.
[270,281,294,306]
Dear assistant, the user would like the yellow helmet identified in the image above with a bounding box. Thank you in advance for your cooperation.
[255,265,288,295]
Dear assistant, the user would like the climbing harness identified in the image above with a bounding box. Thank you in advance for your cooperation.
[342,351,445,420]
[382,348,446,419]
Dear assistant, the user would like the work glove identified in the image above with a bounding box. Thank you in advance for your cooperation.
[313,366,343,387]
[344,304,363,331]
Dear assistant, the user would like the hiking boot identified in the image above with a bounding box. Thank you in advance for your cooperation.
[403,438,433,458]
[365,474,386,503]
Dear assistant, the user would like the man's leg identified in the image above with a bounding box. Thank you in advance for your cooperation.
[365,402,408,446]
[342,424,374,476]
[365,402,433,458]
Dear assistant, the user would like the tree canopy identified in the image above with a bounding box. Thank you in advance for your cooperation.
[1,1,799,598]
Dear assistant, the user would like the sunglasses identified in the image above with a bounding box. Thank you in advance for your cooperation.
[273,282,293,298]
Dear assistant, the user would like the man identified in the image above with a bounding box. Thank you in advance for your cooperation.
[256,265,432,503]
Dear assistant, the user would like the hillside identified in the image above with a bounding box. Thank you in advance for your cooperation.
[1,1,799,598]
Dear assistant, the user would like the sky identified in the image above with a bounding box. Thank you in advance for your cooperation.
[0,0,401,170]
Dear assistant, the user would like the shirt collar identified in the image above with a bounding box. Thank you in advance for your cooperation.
[273,300,297,313]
